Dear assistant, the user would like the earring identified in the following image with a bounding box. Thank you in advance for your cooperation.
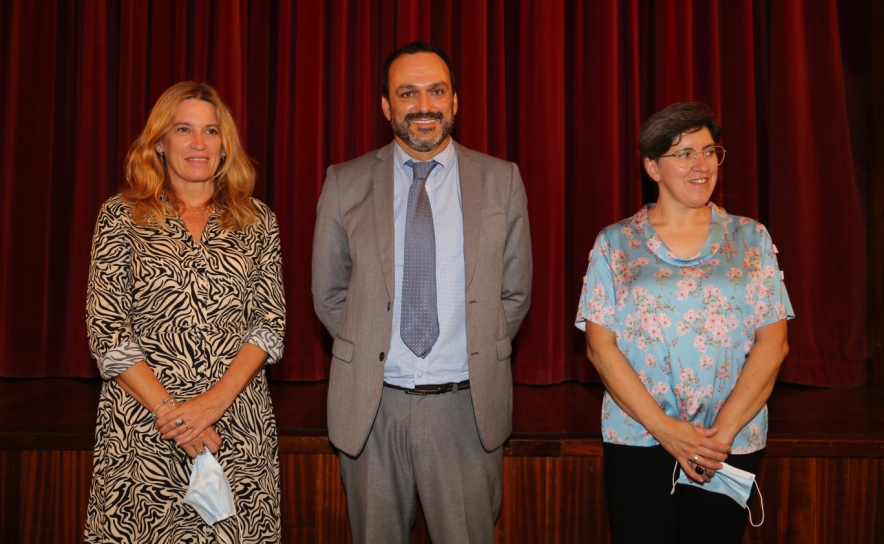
[159,152,166,165]
[220,154,226,164]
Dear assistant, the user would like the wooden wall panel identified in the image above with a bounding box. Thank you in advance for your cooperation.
[503,457,548,543]
[0,451,23,544]
[0,449,881,543]
[818,459,882,544]
[280,453,353,543]
[496,457,608,544]
[741,458,884,544]
[13,450,92,543]
[280,453,318,542]
[879,466,884,544]
[313,454,352,543]
[544,457,607,543]
[778,458,820,543]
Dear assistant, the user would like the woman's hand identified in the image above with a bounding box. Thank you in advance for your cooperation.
[155,389,227,446]
[586,323,729,483]
[178,425,223,458]
[696,434,737,481]
[652,418,730,484]
[112,342,269,458]
[154,344,270,447]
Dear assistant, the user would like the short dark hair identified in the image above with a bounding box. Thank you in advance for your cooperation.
[381,41,457,99]
[638,102,722,161]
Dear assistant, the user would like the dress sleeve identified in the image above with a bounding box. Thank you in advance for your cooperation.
[752,224,795,330]
[575,230,619,333]
[242,206,286,364]
[86,200,146,379]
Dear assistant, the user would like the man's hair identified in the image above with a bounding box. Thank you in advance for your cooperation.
[638,102,722,161]
[381,41,457,99]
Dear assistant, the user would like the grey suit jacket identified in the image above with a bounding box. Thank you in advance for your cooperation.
[312,141,532,457]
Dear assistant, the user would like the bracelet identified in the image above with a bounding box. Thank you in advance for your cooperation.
[153,395,177,418]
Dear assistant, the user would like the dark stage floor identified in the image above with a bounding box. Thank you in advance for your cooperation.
[1,378,882,456]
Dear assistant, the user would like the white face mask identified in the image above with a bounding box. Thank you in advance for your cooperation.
[671,461,765,527]
[183,450,237,526]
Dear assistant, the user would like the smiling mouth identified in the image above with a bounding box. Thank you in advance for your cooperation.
[405,112,443,128]
[689,178,709,185]
[186,158,209,162]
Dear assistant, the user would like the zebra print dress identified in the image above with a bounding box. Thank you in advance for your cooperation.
[84,195,285,543]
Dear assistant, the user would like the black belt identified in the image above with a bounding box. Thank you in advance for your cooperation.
[383,380,470,395]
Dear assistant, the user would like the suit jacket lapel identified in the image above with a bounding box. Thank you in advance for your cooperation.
[456,142,482,290]
[372,145,396,300]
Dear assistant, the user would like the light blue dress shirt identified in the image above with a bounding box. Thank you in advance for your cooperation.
[384,140,469,387]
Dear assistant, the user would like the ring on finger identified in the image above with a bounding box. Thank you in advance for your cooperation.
[175,417,185,427]
[692,454,699,463]
[197,448,206,455]
[695,465,706,475]
[186,424,192,430]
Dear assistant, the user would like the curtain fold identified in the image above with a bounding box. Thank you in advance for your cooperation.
[565,0,643,383]
[0,0,869,386]
[511,0,566,382]
[767,0,867,386]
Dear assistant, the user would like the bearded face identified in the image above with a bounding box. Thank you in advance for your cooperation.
[382,52,459,158]
[389,110,455,154]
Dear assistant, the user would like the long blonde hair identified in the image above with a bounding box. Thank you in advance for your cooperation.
[122,81,259,231]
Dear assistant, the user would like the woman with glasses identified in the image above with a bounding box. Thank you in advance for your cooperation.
[575,102,793,543]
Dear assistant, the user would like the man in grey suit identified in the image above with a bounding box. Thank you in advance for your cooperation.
[312,41,532,544]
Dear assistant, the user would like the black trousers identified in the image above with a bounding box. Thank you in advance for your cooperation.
[603,443,764,544]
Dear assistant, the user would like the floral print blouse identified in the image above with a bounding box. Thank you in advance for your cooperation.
[575,203,794,453]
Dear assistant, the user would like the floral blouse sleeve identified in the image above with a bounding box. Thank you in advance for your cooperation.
[737,222,794,354]
[576,230,621,334]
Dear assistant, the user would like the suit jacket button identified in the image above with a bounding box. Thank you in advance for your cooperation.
[379,352,385,361]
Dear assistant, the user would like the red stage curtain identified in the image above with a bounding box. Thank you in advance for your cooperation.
[0,0,870,386]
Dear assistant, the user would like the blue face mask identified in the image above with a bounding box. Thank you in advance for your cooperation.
[671,461,765,527]
[184,451,237,526]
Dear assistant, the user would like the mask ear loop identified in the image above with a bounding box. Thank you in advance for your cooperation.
[670,461,679,495]
[747,479,765,527]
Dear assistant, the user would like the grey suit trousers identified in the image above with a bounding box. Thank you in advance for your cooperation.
[339,385,503,544]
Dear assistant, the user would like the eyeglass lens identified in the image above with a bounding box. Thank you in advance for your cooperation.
[675,147,725,168]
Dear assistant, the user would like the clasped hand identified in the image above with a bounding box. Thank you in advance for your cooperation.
[155,392,225,458]
[655,418,731,484]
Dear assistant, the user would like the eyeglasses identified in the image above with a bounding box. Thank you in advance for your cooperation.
[659,146,726,168]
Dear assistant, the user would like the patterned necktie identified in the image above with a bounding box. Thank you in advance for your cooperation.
[401,160,440,358]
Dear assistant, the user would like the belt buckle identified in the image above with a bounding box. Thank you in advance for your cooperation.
[407,383,448,395]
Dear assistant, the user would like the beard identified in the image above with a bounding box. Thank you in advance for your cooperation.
[390,111,455,153]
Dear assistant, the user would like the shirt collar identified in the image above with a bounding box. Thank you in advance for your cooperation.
[635,202,728,266]
[393,138,456,177]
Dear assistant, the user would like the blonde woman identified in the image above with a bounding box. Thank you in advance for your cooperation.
[85,81,285,543]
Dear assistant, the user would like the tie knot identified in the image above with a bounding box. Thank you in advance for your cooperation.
[407,160,438,184]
